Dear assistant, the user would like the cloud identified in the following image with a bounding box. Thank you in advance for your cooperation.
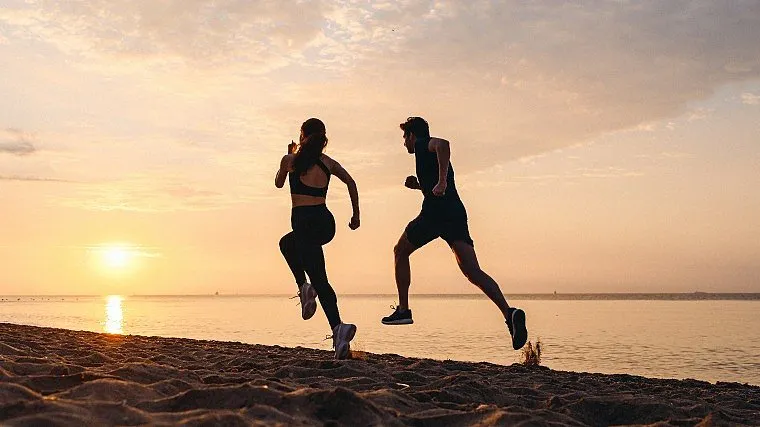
[687,108,714,122]
[0,0,330,71]
[1,0,759,184]
[238,1,760,183]
[741,93,760,105]
[84,244,163,258]
[56,175,270,212]
[461,165,644,189]
[0,175,73,182]
[0,129,36,155]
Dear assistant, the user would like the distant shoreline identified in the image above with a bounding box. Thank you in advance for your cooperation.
[2,293,760,301]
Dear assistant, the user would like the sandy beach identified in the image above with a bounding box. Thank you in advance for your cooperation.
[1,323,758,426]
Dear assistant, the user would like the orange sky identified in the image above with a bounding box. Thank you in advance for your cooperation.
[1,1,759,295]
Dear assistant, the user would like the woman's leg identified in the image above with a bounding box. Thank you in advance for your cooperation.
[294,208,341,329]
[279,231,306,289]
[300,244,342,329]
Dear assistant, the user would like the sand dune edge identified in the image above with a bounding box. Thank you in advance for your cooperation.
[1,323,758,426]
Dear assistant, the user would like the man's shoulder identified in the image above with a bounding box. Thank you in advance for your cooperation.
[425,137,450,151]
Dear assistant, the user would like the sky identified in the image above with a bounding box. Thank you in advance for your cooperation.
[1,0,759,295]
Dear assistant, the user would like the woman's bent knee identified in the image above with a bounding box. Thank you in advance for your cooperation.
[394,243,412,260]
[279,235,293,253]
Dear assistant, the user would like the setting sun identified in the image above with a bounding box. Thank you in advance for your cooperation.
[89,245,141,275]
[102,247,133,269]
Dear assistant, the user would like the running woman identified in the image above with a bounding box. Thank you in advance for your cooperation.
[275,118,360,359]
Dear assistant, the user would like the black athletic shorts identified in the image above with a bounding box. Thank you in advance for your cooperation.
[405,213,474,248]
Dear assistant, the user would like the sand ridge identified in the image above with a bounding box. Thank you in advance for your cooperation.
[0,323,758,426]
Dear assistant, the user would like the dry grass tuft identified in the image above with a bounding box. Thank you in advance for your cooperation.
[521,339,542,366]
[348,350,370,361]
[348,339,370,361]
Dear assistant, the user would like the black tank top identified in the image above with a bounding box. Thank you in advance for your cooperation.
[289,158,331,197]
[414,137,466,219]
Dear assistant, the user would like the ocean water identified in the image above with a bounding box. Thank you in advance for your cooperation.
[1,294,759,385]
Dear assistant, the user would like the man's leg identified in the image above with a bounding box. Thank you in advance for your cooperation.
[383,216,435,325]
[449,239,528,350]
[449,240,511,319]
[393,233,418,310]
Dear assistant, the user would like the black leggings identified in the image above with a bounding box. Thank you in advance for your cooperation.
[279,204,341,329]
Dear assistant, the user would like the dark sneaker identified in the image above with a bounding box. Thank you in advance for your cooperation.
[506,307,528,350]
[299,282,317,320]
[332,323,357,360]
[381,305,413,325]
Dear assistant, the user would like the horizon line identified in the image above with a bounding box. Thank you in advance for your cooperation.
[2,292,760,299]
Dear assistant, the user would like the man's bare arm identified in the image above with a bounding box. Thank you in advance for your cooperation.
[428,137,450,196]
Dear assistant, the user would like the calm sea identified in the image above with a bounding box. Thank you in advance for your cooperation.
[1,294,759,385]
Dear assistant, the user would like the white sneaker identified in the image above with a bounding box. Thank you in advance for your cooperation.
[299,282,317,320]
[332,323,357,360]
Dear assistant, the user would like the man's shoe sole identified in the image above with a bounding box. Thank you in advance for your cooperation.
[335,324,357,360]
[511,309,528,350]
[381,318,414,325]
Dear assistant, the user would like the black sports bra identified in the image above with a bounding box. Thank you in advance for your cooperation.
[289,159,331,197]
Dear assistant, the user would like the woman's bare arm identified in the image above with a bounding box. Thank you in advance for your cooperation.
[325,156,360,229]
[275,155,293,188]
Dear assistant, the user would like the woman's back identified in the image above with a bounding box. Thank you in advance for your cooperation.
[288,154,332,205]
[296,155,330,188]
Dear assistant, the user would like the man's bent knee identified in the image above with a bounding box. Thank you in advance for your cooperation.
[394,241,415,260]
[460,264,482,284]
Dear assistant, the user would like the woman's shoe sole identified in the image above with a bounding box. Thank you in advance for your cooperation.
[334,324,357,360]
[301,285,318,320]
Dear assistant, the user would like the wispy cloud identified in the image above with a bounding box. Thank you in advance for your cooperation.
[0,175,74,182]
[0,0,329,71]
[460,165,644,189]
[741,93,760,105]
[266,0,760,169]
[0,129,36,156]
[1,0,759,189]
[56,175,272,212]
[83,244,163,259]
[687,108,714,122]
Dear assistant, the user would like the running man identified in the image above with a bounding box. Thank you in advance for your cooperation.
[381,116,528,350]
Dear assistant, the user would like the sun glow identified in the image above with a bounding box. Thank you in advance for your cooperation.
[104,295,124,334]
[104,247,132,268]
[88,244,147,276]
[98,246,134,270]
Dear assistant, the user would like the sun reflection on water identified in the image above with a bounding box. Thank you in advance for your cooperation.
[104,295,124,334]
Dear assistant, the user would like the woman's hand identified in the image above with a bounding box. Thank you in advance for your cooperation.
[348,214,360,230]
[288,140,297,154]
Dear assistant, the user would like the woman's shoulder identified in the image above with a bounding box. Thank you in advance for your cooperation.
[319,153,337,167]
[280,153,295,168]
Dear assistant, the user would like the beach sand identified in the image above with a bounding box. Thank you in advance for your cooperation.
[1,323,758,426]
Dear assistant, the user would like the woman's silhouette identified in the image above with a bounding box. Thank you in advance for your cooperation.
[275,118,360,359]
